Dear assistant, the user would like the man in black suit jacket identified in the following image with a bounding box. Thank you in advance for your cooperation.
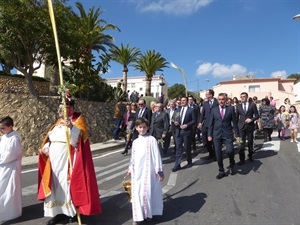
[130,99,152,141]
[236,92,259,165]
[165,100,178,154]
[150,103,169,155]
[198,89,218,160]
[172,97,196,172]
[208,93,241,179]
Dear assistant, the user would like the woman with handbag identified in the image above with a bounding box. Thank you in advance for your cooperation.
[121,103,137,155]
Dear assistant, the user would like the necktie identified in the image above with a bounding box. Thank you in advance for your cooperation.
[180,107,185,124]
[170,110,174,125]
[155,112,159,119]
[138,109,143,117]
[221,107,224,119]
[209,100,213,108]
[243,103,247,113]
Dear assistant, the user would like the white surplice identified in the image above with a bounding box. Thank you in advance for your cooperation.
[0,131,22,222]
[129,134,164,222]
[43,123,80,217]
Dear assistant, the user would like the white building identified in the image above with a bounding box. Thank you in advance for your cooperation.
[105,75,168,99]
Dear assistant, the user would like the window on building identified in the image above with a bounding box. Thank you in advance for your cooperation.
[131,83,135,88]
[139,87,143,91]
[249,85,260,92]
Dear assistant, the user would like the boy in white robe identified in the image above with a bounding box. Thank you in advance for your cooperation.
[0,116,22,222]
[128,117,164,225]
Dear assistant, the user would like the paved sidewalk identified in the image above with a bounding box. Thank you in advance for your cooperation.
[21,139,125,169]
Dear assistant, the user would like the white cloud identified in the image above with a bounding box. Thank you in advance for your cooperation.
[196,62,248,78]
[129,0,213,16]
[270,70,287,78]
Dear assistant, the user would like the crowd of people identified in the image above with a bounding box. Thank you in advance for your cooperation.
[1,89,300,225]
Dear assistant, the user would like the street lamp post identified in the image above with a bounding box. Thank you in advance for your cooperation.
[293,14,300,20]
[170,62,188,96]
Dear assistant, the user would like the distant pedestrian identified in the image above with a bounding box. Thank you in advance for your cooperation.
[112,101,123,140]
[288,105,300,143]
[270,96,276,109]
[120,103,137,155]
[198,89,218,160]
[259,98,276,142]
[150,103,169,156]
[128,118,164,225]
[0,116,22,222]
[276,105,288,141]
[236,92,259,165]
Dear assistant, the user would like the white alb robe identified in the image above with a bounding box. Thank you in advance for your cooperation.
[43,123,80,217]
[0,131,22,222]
[129,134,164,222]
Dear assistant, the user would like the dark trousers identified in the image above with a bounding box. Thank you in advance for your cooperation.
[112,118,122,138]
[213,137,235,172]
[201,126,215,157]
[164,129,176,154]
[239,128,254,161]
[174,130,192,168]
[191,126,197,151]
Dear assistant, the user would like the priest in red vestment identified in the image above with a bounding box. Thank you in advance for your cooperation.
[37,96,101,225]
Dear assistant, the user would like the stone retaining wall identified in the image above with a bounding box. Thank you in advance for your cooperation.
[0,93,115,156]
[0,75,49,95]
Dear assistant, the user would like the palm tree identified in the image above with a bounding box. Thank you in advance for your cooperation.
[135,50,169,96]
[75,2,120,57]
[109,44,141,92]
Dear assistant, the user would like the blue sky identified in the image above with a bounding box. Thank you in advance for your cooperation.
[68,0,300,92]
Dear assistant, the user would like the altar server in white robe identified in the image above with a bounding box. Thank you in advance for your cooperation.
[0,116,22,222]
[128,117,164,225]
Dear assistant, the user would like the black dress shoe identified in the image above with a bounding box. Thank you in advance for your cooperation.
[216,172,226,179]
[172,165,181,172]
[237,160,245,166]
[186,163,193,168]
[46,214,65,225]
[229,166,237,175]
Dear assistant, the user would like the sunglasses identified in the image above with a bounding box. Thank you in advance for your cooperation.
[139,103,144,106]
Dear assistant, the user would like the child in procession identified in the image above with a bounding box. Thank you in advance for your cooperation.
[0,116,22,222]
[127,117,164,225]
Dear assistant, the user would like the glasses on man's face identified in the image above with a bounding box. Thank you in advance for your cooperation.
[139,103,144,106]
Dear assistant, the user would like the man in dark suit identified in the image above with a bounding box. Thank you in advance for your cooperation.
[172,97,196,172]
[198,89,218,160]
[164,100,178,154]
[236,92,259,165]
[130,99,152,141]
[150,103,169,156]
[208,93,241,179]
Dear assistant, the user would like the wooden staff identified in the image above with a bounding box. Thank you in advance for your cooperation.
[47,1,82,224]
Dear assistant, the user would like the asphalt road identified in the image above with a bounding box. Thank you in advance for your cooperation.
[1,131,300,225]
